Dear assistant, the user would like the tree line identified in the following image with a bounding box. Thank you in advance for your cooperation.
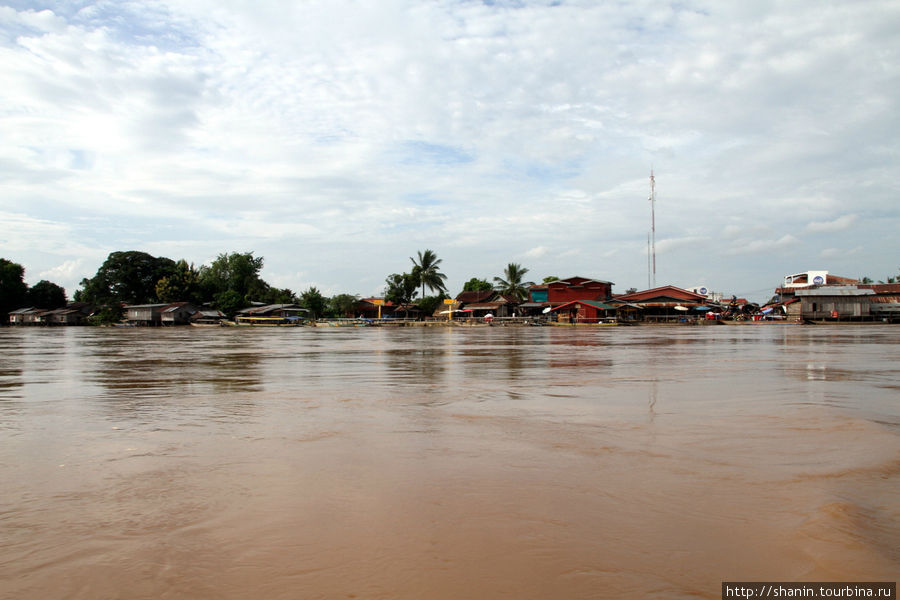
[2,249,556,324]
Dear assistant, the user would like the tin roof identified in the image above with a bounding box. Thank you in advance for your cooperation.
[551,300,617,311]
[794,287,875,296]
[614,285,707,303]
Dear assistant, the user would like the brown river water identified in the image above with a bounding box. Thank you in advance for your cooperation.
[1,325,897,599]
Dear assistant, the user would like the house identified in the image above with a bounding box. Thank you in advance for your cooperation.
[234,304,309,324]
[125,303,170,325]
[549,300,617,324]
[43,302,93,325]
[236,304,307,318]
[454,291,520,317]
[772,272,900,322]
[546,277,614,304]
[610,286,710,322]
[355,298,396,319]
[160,302,198,325]
[8,307,47,325]
[520,276,615,316]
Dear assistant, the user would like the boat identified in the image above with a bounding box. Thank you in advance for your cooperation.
[314,319,373,327]
[227,316,307,327]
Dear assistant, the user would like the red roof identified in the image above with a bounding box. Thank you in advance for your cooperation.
[455,290,495,304]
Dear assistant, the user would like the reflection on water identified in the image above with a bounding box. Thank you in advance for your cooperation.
[0,325,898,599]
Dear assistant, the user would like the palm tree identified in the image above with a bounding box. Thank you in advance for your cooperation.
[410,249,447,298]
[494,263,534,301]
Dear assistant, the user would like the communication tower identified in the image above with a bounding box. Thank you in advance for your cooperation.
[648,170,656,288]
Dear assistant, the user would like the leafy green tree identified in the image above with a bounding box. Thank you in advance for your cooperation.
[385,272,418,318]
[410,249,447,298]
[462,277,492,292]
[1,258,29,323]
[155,260,201,303]
[213,290,245,318]
[860,276,873,284]
[199,252,267,303]
[27,280,67,309]
[300,287,328,319]
[88,304,124,325]
[494,263,534,301]
[542,276,560,283]
[261,287,297,305]
[77,251,176,305]
[328,293,360,318]
[417,294,447,318]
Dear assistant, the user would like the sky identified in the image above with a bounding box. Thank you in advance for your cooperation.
[1,0,898,304]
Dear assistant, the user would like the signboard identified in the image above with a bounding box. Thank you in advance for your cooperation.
[443,298,455,305]
[372,299,384,306]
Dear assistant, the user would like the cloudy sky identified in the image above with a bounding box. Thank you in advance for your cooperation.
[1,0,898,303]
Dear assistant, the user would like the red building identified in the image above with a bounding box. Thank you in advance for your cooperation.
[550,300,617,324]
[544,276,614,304]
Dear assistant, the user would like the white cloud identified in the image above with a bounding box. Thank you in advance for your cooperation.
[524,246,548,258]
[805,214,858,234]
[820,246,862,259]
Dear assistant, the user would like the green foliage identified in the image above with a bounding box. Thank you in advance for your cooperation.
[462,277,492,292]
[88,304,124,325]
[27,280,67,309]
[0,258,29,323]
[155,260,201,303]
[385,272,418,307]
[299,286,328,319]
[542,276,560,283]
[328,293,359,318]
[860,276,874,284]
[410,249,447,298]
[494,263,534,301]
[78,251,177,305]
[417,294,447,317]
[261,287,297,305]
[199,252,267,303]
[213,290,245,318]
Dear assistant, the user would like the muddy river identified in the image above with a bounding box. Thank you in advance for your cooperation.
[1,325,897,599]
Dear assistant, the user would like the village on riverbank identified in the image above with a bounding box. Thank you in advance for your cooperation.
[6,268,900,328]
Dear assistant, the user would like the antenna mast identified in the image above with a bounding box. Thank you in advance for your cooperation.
[649,169,656,288]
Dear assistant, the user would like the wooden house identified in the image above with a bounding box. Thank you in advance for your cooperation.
[8,307,46,325]
[44,303,93,325]
[550,300,617,323]
[124,304,169,325]
[236,304,307,318]
[160,302,198,325]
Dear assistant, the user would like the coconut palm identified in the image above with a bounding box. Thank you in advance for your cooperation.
[410,249,447,298]
[493,263,534,301]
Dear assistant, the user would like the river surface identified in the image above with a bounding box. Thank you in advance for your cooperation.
[1,325,897,599]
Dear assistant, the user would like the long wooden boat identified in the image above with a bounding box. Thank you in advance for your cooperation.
[227,316,307,327]
[547,320,618,327]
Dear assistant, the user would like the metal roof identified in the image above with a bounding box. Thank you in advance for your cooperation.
[794,287,875,296]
